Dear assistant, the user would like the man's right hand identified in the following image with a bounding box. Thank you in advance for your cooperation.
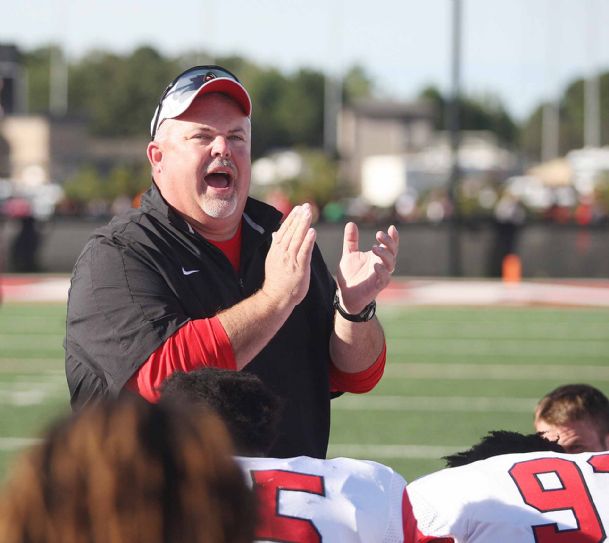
[261,204,316,310]
[218,204,316,369]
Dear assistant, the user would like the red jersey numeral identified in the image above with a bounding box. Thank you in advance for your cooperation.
[509,456,606,543]
[589,453,609,474]
[251,469,325,543]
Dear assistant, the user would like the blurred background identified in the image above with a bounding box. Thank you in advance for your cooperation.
[2,0,609,483]
[1,0,609,277]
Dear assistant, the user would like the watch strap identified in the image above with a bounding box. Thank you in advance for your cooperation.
[333,293,376,323]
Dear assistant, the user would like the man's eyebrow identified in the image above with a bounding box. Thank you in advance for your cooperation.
[192,126,246,134]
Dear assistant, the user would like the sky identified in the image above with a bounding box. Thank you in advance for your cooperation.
[7,0,609,120]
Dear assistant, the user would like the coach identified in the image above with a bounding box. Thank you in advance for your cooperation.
[64,65,399,458]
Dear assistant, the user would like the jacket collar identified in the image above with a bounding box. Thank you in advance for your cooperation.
[141,182,283,241]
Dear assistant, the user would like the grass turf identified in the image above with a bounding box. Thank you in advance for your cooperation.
[1,302,608,482]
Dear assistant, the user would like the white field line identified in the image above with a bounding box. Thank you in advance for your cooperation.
[386,323,609,340]
[384,363,609,380]
[380,281,609,307]
[0,359,62,365]
[0,335,64,349]
[0,378,67,406]
[333,395,536,412]
[1,330,64,337]
[0,315,65,327]
[389,339,609,357]
[0,437,41,451]
[0,360,63,375]
[328,444,467,460]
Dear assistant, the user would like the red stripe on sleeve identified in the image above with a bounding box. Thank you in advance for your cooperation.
[402,488,419,543]
[125,316,236,402]
[404,488,455,543]
[329,342,386,394]
[415,533,455,543]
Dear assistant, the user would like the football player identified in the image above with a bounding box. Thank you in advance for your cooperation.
[408,430,609,542]
[160,367,450,543]
[535,383,609,453]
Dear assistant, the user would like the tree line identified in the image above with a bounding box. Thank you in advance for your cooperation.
[23,45,609,160]
[18,45,609,216]
[24,45,373,160]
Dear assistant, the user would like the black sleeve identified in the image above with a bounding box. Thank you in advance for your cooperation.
[65,235,190,406]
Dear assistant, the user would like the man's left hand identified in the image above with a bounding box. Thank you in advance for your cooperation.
[336,223,399,315]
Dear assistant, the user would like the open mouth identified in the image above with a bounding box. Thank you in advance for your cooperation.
[204,172,232,189]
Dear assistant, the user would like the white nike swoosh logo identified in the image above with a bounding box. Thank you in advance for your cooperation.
[181,267,200,276]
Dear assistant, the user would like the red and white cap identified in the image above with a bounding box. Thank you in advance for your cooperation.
[150,65,251,138]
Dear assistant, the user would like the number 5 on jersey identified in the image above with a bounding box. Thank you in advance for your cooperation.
[250,469,325,543]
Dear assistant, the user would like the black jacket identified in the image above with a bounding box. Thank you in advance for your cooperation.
[65,184,337,458]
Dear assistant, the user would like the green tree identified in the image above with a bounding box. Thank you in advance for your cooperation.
[419,86,517,145]
[520,70,609,160]
[105,163,150,200]
[284,149,338,207]
[342,65,374,104]
[215,58,370,156]
[62,165,105,204]
[520,104,544,159]
[560,79,585,152]
[23,46,53,113]
[245,67,291,158]
[601,72,609,147]
[23,45,377,157]
[69,46,179,136]
[420,86,445,127]
[276,69,324,148]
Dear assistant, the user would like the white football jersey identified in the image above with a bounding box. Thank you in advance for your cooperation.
[237,455,418,543]
[408,450,609,542]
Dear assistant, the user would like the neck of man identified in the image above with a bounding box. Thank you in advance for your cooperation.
[194,222,238,241]
[180,212,241,242]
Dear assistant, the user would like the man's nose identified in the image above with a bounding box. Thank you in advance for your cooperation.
[211,136,230,158]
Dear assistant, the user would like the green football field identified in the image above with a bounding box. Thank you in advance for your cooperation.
[1,301,609,483]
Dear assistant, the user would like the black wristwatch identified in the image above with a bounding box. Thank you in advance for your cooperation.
[333,293,376,323]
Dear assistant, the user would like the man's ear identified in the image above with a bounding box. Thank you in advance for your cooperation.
[602,433,609,451]
[147,141,163,173]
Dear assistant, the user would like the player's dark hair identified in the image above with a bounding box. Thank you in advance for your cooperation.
[444,430,565,468]
[160,368,282,456]
[536,383,609,438]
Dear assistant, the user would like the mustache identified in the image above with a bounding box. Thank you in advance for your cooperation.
[208,158,235,172]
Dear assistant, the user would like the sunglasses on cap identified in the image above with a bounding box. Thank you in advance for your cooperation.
[150,64,252,139]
